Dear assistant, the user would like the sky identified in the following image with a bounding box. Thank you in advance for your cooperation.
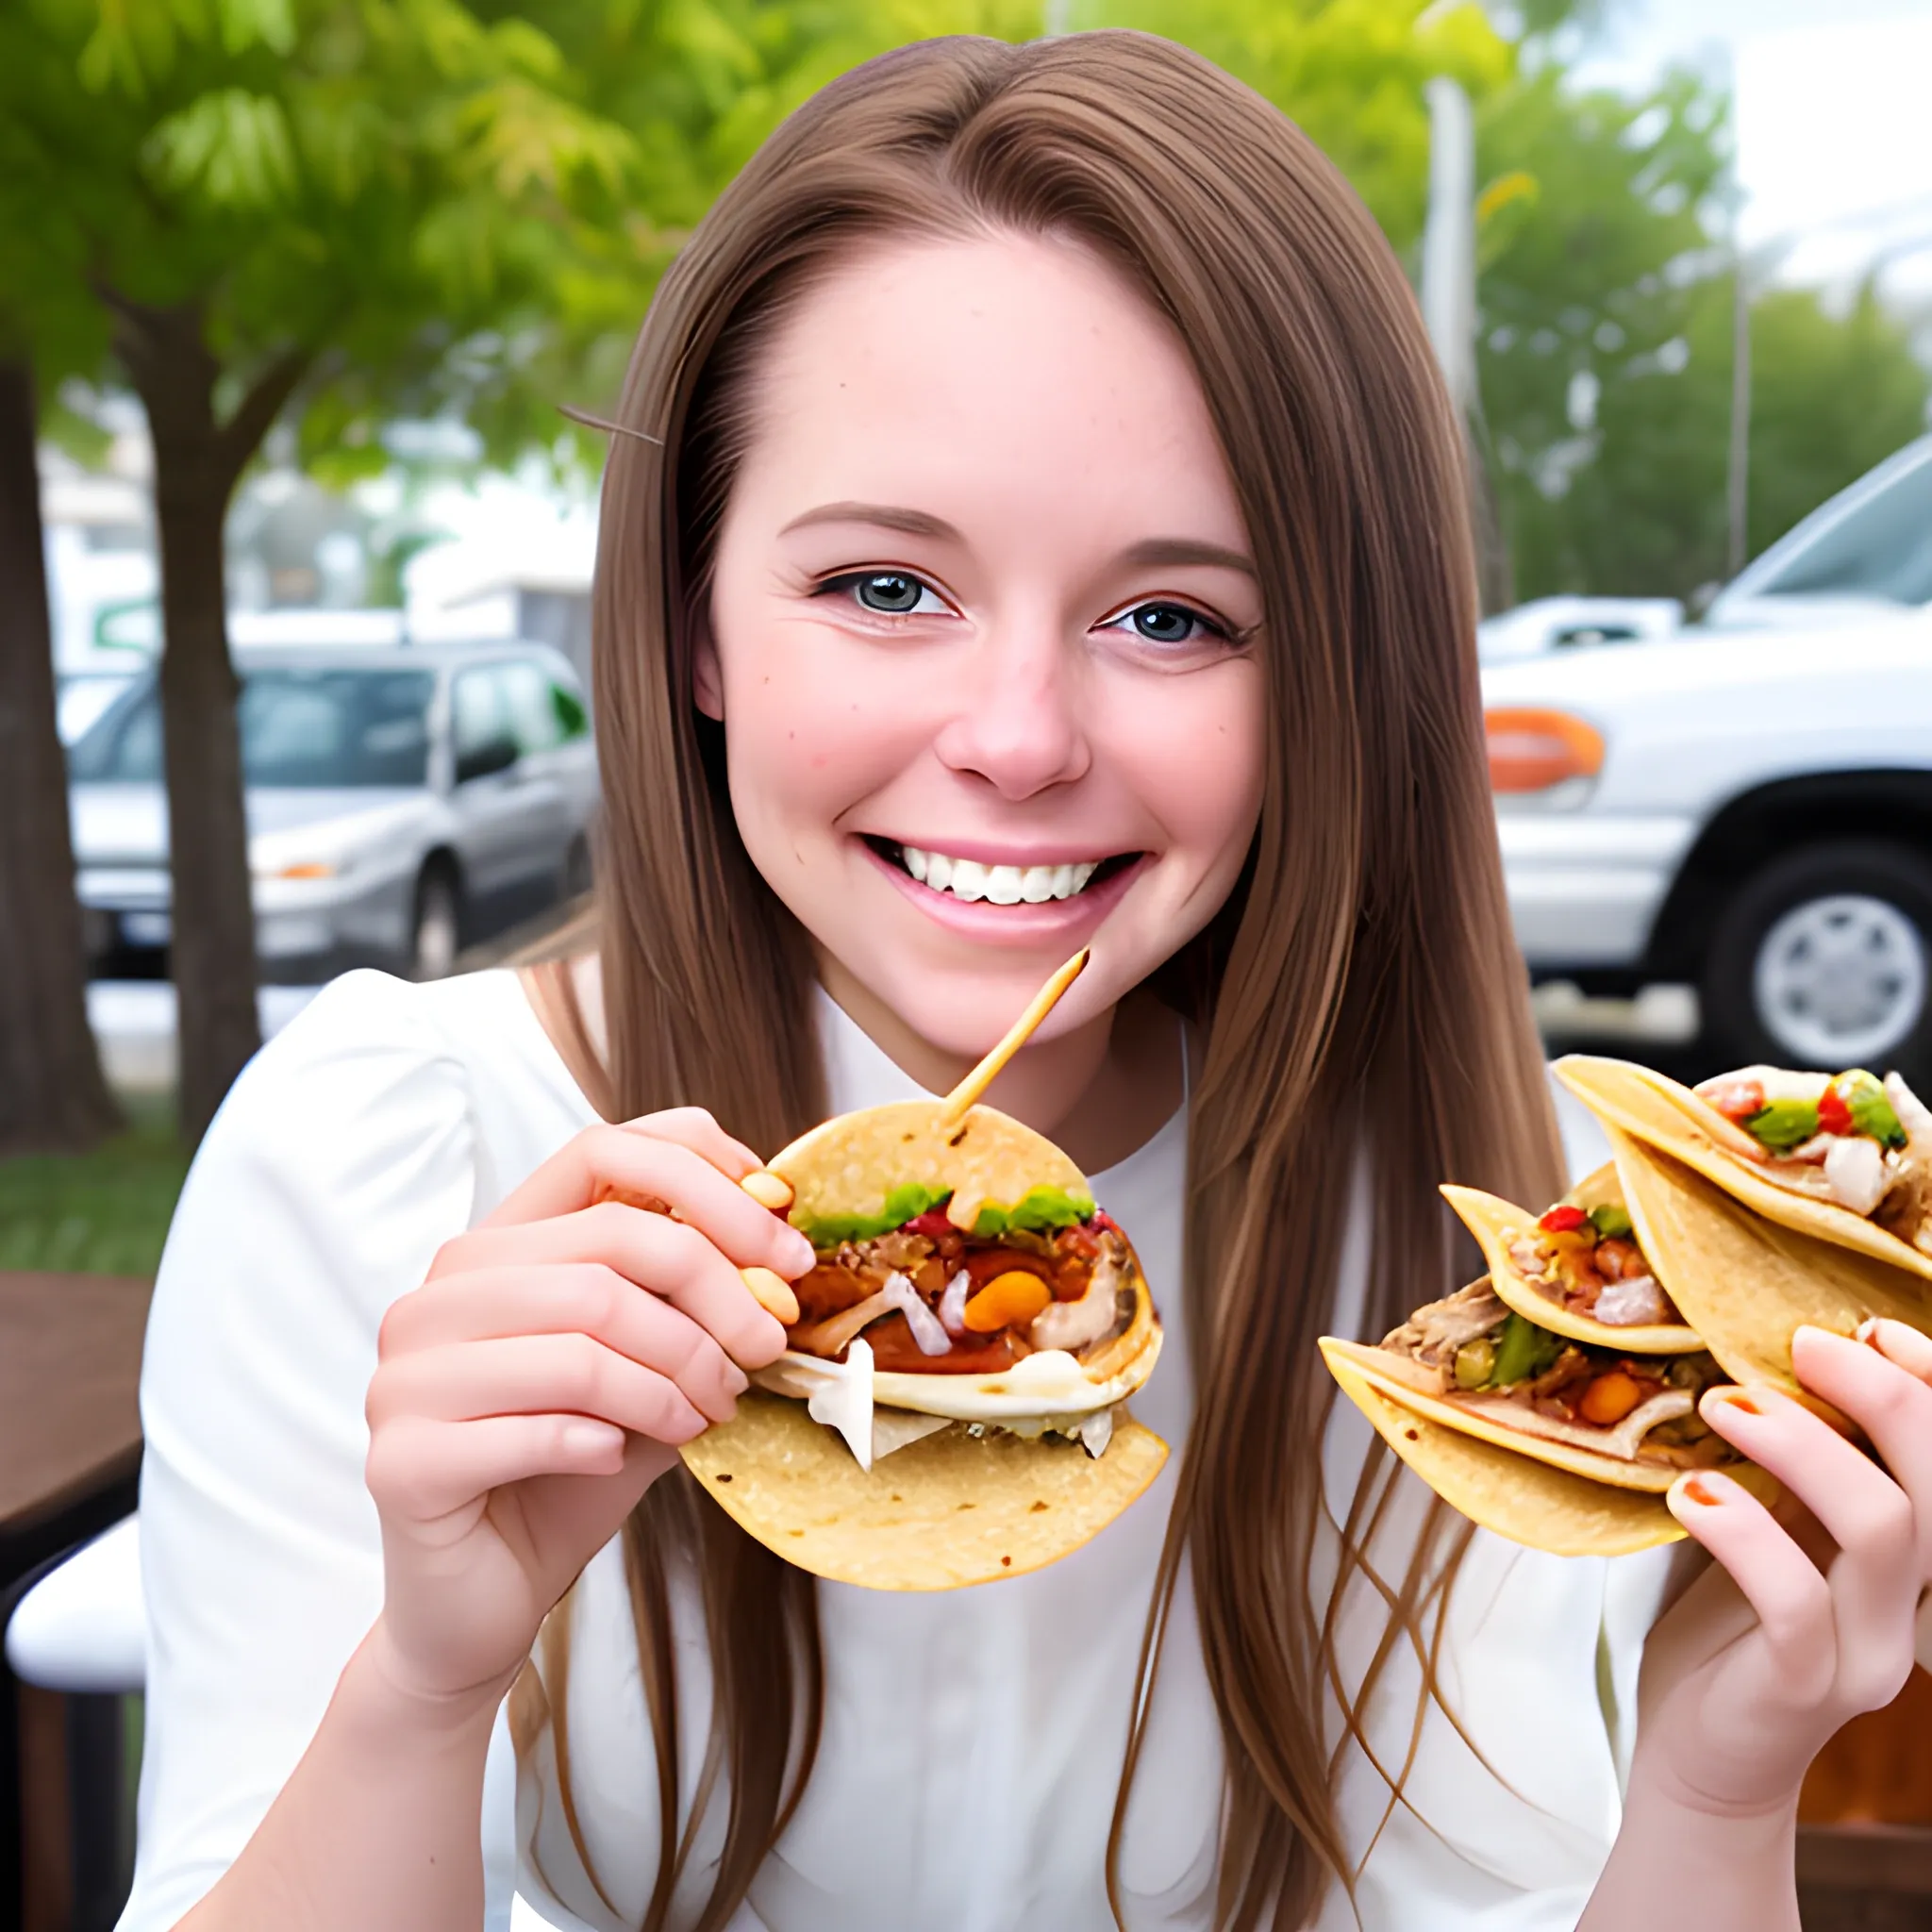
[1573,0,1932,300]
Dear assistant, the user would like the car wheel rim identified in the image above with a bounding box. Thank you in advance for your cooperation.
[1752,892,1927,1066]
[416,889,458,980]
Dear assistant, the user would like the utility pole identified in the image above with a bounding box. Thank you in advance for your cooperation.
[1423,75,1511,611]
[1422,76,1476,417]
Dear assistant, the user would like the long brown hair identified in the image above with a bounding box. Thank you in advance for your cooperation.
[527,30,1564,1931]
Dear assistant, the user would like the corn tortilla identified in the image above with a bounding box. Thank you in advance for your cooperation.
[1443,1167,1705,1355]
[1321,1342,1686,1557]
[681,1392,1169,1589]
[1603,1123,1927,1406]
[768,1098,1090,1235]
[1555,1056,1932,1287]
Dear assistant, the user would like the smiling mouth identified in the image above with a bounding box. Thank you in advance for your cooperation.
[864,838,1141,906]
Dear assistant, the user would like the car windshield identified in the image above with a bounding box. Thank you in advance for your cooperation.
[1740,446,1932,607]
[70,667,437,788]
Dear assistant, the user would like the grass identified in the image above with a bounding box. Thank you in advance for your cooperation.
[0,1093,189,1277]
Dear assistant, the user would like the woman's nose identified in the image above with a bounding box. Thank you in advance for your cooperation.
[929,625,1091,800]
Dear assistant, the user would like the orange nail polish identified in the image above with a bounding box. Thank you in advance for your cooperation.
[1681,1476,1722,1507]
[1714,1390,1760,1416]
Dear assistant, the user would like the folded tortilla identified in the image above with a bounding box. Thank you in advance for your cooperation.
[1601,1120,1928,1410]
[1322,1342,1687,1556]
[1443,1163,1705,1356]
[1555,1055,1932,1288]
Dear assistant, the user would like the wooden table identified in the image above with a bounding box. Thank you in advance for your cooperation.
[0,1273,151,1932]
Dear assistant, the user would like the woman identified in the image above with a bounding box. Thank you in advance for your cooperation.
[126,34,1932,1932]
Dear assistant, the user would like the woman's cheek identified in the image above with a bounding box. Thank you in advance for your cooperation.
[719,621,921,866]
[1119,659,1264,897]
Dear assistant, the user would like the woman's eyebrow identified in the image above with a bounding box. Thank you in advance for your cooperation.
[1117,536,1257,577]
[778,501,961,541]
[776,505,1256,579]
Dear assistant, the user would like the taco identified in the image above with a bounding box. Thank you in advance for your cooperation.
[682,1097,1166,1589]
[1323,1344,1689,1557]
[1442,1163,1703,1354]
[1555,1056,1932,1286]
[1594,1119,1930,1407]
[1321,1287,1740,1494]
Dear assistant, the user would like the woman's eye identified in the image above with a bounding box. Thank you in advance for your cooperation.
[823,571,947,617]
[1104,601,1228,647]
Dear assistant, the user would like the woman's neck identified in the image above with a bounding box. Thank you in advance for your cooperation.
[815,953,1184,1174]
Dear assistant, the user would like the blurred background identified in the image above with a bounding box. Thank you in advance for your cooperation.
[2,1,1930,1926]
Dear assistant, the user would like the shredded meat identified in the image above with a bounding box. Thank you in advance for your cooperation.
[1381,1281,1507,1369]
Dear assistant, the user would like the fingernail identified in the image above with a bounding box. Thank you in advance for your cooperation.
[1857,1317,1882,1345]
[726,1363,750,1397]
[1707,1388,1761,1417]
[1681,1475,1722,1507]
[787,1232,816,1274]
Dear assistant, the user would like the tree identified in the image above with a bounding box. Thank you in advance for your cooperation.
[0,355,125,1156]
[1472,64,1930,602]
[1,0,722,1139]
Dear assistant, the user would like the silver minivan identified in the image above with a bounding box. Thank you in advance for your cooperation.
[68,640,599,979]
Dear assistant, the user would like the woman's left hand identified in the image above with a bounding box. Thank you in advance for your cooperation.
[1629,1318,1932,1819]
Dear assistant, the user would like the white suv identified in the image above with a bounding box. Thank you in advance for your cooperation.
[1484,437,1932,1078]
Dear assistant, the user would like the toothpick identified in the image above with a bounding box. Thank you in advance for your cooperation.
[940,949,1091,1123]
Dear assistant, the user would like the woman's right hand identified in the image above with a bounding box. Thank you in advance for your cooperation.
[361,1109,813,1708]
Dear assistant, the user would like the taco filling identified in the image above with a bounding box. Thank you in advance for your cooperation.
[1371,1283,1734,1471]
[1696,1066,1932,1244]
[788,1187,1134,1375]
[1507,1201,1684,1330]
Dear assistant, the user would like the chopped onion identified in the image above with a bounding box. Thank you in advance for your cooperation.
[1591,1273,1670,1327]
[1824,1134,1890,1215]
[885,1271,951,1357]
[939,1269,970,1339]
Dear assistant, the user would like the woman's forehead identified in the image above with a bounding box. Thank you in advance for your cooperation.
[734,230,1250,559]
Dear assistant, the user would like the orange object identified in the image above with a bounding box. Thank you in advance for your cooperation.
[1578,1370,1643,1425]
[739,1267,800,1324]
[1484,708,1605,793]
[962,1270,1052,1333]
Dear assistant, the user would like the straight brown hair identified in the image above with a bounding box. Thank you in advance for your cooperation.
[526,30,1565,1930]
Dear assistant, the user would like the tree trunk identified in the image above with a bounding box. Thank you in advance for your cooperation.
[112,303,262,1143]
[0,355,124,1155]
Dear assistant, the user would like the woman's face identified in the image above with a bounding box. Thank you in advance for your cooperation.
[699,231,1265,1059]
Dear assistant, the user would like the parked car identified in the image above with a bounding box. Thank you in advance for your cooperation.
[67,639,598,980]
[1477,596,1685,663]
[1484,606,1932,1080]
[1477,432,1932,664]
[55,664,141,744]
[1703,433,1932,634]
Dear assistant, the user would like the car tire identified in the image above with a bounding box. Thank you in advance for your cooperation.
[410,860,463,982]
[1701,840,1932,1083]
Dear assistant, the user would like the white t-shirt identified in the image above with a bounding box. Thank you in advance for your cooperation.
[120,968,1667,1932]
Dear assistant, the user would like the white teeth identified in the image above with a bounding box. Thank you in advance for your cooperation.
[894,844,1110,905]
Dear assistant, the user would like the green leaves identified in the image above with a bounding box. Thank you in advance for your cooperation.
[147,88,297,206]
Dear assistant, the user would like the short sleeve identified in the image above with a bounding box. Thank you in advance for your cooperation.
[118,970,519,1930]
